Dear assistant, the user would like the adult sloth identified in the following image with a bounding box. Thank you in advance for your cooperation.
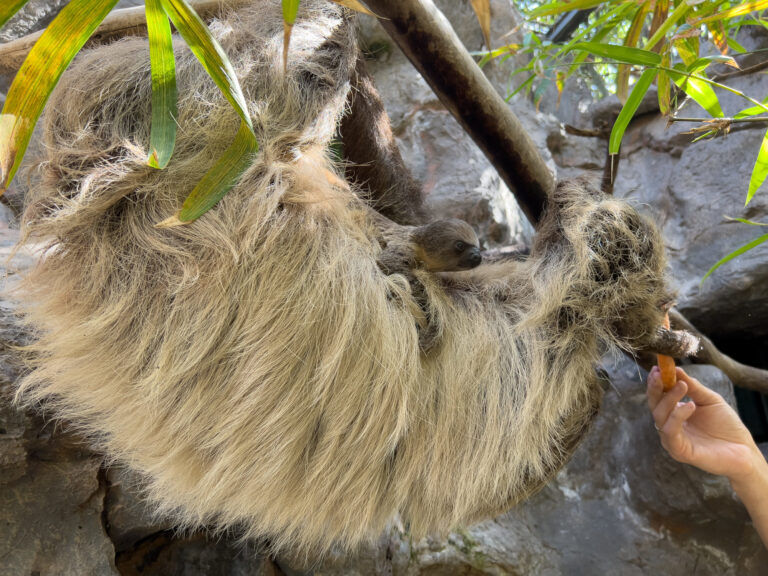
[16,0,669,555]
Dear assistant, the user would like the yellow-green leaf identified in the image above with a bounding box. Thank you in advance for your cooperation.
[609,67,657,155]
[617,3,651,103]
[160,0,253,132]
[331,0,376,16]
[146,0,177,169]
[701,233,768,282]
[658,50,671,116]
[668,65,724,118]
[698,0,768,23]
[674,37,699,67]
[469,0,492,49]
[159,119,258,225]
[282,0,301,70]
[735,98,768,119]
[643,0,690,53]
[0,0,119,190]
[1,0,30,30]
[746,128,768,205]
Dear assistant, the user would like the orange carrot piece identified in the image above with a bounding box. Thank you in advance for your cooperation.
[657,312,676,391]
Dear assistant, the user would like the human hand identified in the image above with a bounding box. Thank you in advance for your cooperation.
[647,366,761,482]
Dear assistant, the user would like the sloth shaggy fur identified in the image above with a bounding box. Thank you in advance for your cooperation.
[15,0,670,555]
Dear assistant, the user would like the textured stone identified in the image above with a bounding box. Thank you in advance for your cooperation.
[357,0,549,247]
[104,467,169,552]
[115,532,278,576]
[613,113,768,339]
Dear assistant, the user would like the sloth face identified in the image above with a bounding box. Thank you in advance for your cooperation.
[412,219,482,272]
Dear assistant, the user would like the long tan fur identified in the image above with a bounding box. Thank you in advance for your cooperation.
[14,0,670,555]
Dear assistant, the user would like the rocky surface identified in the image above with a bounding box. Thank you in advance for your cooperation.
[2,1,768,574]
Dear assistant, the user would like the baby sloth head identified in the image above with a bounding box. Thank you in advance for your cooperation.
[411,219,482,272]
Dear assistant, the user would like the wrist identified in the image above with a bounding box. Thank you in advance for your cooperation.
[729,446,768,498]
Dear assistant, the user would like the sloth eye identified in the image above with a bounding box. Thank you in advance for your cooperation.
[455,241,466,252]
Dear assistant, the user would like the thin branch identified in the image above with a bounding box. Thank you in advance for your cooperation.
[669,309,768,394]
[563,124,606,138]
[670,116,768,124]
[0,0,246,76]
[362,0,554,226]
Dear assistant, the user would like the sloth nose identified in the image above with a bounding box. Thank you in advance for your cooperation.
[467,248,482,267]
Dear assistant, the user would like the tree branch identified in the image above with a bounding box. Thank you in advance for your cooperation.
[0,0,245,77]
[362,0,554,226]
[668,310,768,394]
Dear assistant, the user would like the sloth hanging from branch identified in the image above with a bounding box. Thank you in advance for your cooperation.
[14,0,698,556]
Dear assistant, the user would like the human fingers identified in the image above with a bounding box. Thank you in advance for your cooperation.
[675,368,722,406]
[659,402,697,460]
[660,401,696,438]
[647,366,664,411]
[652,379,688,430]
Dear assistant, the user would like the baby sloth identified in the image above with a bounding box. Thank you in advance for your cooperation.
[411,219,483,272]
[377,218,482,275]
[376,218,482,350]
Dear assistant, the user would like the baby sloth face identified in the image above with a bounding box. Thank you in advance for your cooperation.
[412,219,482,272]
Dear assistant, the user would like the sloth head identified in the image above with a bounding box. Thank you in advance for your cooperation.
[411,219,482,272]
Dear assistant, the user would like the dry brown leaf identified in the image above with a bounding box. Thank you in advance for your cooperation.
[331,0,377,17]
[155,212,186,228]
[283,21,293,71]
[470,0,492,50]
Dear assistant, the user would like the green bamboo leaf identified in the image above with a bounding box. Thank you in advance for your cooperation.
[564,8,632,77]
[160,0,253,132]
[609,67,657,155]
[556,2,632,59]
[0,0,119,190]
[146,0,177,169]
[735,98,768,119]
[701,233,768,282]
[282,0,301,23]
[158,120,259,225]
[726,36,746,53]
[529,0,619,18]
[282,0,301,70]
[571,42,661,66]
[668,64,724,117]
[746,128,768,205]
[725,216,768,226]
[617,4,651,103]
[686,55,738,74]
[507,73,536,101]
[0,0,30,30]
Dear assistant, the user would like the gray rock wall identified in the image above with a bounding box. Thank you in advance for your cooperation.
[2,1,768,574]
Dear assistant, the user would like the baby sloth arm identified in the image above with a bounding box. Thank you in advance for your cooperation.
[377,218,482,351]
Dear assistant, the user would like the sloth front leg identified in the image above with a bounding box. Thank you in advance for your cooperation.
[535,177,672,351]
